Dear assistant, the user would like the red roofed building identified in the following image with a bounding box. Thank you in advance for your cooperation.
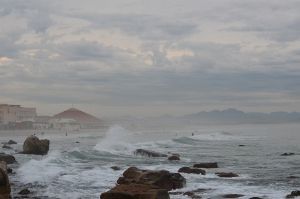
[53,108,105,129]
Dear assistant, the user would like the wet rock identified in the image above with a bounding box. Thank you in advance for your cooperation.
[287,176,299,179]
[22,135,50,155]
[193,162,218,168]
[2,145,12,150]
[6,168,12,174]
[0,161,11,198]
[134,149,167,158]
[168,154,180,161]
[18,188,31,195]
[286,190,300,198]
[222,194,244,198]
[281,153,295,156]
[111,166,121,171]
[0,153,16,164]
[100,183,170,199]
[216,172,239,178]
[7,140,17,145]
[117,167,186,191]
[178,167,206,175]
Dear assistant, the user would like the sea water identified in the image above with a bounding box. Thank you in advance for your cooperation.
[1,123,299,199]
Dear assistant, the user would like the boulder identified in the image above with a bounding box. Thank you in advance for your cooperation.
[117,167,186,191]
[216,172,239,178]
[281,153,295,156]
[0,162,11,199]
[222,194,244,198]
[100,184,170,199]
[168,154,180,161]
[1,145,12,150]
[0,153,16,164]
[111,166,121,171]
[178,167,206,175]
[193,162,218,168]
[134,149,167,158]
[7,140,17,145]
[22,135,50,155]
[18,188,30,195]
[286,190,300,198]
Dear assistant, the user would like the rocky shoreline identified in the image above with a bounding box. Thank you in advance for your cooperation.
[0,136,299,199]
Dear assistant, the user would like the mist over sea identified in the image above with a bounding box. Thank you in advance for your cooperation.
[1,123,299,198]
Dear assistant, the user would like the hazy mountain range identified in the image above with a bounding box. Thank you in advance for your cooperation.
[110,108,300,127]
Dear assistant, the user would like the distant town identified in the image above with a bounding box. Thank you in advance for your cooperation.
[0,104,107,130]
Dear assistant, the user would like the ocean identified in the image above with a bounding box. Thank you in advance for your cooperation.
[1,123,299,198]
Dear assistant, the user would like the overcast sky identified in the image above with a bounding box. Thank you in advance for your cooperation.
[1,0,300,117]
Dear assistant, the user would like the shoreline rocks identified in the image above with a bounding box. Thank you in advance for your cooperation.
[0,153,16,164]
[101,184,170,199]
[168,154,180,161]
[134,149,167,158]
[193,162,218,168]
[0,161,11,199]
[216,172,239,178]
[22,135,50,155]
[286,190,300,198]
[101,167,186,199]
[178,167,206,175]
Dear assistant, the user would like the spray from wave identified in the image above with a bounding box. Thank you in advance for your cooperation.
[94,125,134,153]
[17,151,65,184]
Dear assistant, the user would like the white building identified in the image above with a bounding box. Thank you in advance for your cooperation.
[49,118,81,131]
[0,104,37,124]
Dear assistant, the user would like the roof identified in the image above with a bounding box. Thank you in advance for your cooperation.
[53,108,101,123]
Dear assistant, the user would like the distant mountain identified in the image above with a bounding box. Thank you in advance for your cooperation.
[181,108,300,124]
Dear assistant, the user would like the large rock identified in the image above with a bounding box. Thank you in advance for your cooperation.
[178,167,206,175]
[286,190,300,198]
[134,149,167,158]
[22,135,50,155]
[6,140,17,145]
[0,153,16,164]
[0,161,11,199]
[117,167,186,191]
[100,184,170,199]
[193,162,218,168]
[216,172,239,178]
[168,154,180,161]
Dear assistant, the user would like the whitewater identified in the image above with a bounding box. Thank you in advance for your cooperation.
[1,123,299,198]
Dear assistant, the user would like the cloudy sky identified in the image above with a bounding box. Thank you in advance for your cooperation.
[1,0,300,117]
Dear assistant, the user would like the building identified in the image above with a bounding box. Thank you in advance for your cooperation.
[0,104,37,124]
[33,116,52,129]
[49,118,81,131]
[53,108,106,129]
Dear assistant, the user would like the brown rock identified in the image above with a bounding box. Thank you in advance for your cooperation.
[193,162,218,168]
[118,167,186,191]
[22,135,50,155]
[100,183,170,199]
[0,161,11,199]
[178,167,206,175]
[216,172,239,178]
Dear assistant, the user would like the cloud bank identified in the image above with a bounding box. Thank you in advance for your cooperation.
[0,0,300,117]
